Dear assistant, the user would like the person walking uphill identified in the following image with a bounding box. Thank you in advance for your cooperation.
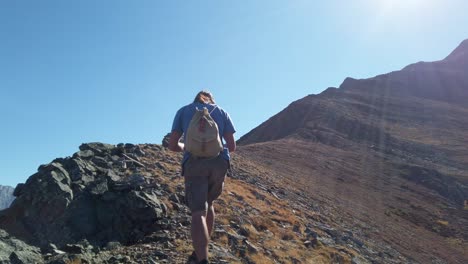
[168,91,236,264]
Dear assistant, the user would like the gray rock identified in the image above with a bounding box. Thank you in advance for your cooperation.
[244,240,260,253]
[227,231,246,248]
[124,143,135,149]
[0,229,43,264]
[2,164,74,246]
[89,180,109,195]
[68,158,97,182]
[134,146,146,156]
[352,256,371,264]
[104,241,121,250]
[0,143,171,250]
[92,156,111,169]
[79,143,115,155]
[73,150,94,159]
[106,170,121,182]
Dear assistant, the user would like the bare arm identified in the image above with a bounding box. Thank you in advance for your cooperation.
[168,131,184,152]
[223,132,236,152]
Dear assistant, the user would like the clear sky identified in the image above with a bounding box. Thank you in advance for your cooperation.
[1,0,468,187]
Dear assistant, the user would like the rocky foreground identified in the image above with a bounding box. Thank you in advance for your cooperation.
[0,142,401,264]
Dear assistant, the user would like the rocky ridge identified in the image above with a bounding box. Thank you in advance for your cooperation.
[1,142,387,263]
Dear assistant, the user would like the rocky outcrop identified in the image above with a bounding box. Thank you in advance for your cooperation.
[399,165,468,207]
[0,185,14,210]
[0,142,251,263]
[0,143,168,248]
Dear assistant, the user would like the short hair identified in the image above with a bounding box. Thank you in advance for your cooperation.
[193,90,216,104]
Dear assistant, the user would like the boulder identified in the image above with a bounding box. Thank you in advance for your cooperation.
[0,143,169,249]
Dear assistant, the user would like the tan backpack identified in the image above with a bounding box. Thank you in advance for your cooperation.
[185,106,223,158]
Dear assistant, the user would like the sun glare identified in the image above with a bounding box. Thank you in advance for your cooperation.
[376,0,436,15]
[379,0,426,10]
[364,0,441,33]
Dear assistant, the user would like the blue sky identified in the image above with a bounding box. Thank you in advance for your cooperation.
[1,0,468,187]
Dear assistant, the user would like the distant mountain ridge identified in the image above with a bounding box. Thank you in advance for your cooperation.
[239,38,468,145]
[0,185,14,209]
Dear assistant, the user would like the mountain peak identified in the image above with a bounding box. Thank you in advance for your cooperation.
[444,38,468,61]
[239,39,468,146]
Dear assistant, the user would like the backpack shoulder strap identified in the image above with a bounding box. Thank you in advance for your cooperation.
[209,105,218,115]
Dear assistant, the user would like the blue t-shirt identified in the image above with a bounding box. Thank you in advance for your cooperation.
[171,102,236,164]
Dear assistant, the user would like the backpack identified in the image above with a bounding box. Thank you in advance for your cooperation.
[185,106,223,158]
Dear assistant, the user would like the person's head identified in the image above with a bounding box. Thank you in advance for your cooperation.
[193,90,216,104]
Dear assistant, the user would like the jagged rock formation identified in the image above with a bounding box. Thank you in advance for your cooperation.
[0,143,194,263]
[0,185,14,210]
[0,143,169,249]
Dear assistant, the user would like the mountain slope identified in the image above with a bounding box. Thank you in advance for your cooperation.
[237,39,468,263]
[0,185,14,210]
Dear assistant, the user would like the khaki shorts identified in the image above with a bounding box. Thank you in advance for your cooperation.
[183,155,229,213]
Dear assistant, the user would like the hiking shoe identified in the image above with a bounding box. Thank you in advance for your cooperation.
[197,260,209,264]
[187,251,198,264]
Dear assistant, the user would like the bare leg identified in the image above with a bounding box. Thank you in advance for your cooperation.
[191,210,209,261]
[207,204,215,237]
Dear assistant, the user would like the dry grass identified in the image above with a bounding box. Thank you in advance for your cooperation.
[65,258,83,264]
[135,142,468,263]
[436,220,449,226]
[209,176,349,263]
[233,135,468,264]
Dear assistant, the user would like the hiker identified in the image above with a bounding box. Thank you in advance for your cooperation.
[168,90,236,264]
